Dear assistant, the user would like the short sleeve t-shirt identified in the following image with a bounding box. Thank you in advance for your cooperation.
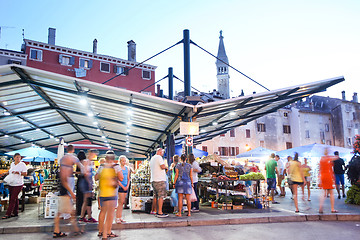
[277,160,285,175]
[333,158,345,174]
[265,158,277,179]
[150,155,167,182]
[9,161,27,186]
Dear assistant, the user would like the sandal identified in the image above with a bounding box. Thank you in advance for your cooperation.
[331,210,338,213]
[53,232,67,238]
[97,232,103,237]
[2,215,11,219]
[115,218,121,224]
[73,230,85,236]
[175,213,182,217]
[107,232,118,238]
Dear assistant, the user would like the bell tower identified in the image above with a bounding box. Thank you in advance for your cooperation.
[216,30,230,99]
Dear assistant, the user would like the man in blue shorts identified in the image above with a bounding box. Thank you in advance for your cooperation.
[265,153,279,204]
[333,151,346,199]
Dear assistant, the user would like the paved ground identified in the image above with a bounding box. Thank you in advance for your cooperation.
[1,221,360,240]
[0,188,359,234]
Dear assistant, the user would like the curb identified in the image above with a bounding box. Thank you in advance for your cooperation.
[1,214,360,234]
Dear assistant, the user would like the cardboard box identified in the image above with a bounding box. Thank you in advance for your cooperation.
[232,205,243,210]
[29,196,40,204]
[219,203,232,210]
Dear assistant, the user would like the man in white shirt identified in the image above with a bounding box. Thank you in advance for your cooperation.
[276,155,285,197]
[149,148,168,218]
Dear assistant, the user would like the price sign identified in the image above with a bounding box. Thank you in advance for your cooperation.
[185,136,193,147]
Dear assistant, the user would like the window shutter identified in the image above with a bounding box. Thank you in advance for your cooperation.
[236,147,239,155]
[38,50,42,60]
[124,67,129,75]
[30,50,36,59]
[218,147,221,155]
[58,54,63,64]
[114,65,118,73]
[88,60,93,69]
[225,147,228,156]
[70,56,75,65]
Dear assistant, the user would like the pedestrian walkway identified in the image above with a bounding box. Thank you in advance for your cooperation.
[1,189,359,234]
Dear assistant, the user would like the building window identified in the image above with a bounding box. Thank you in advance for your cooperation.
[320,131,325,141]
[29,49,42,61]
[230,129,235,137]
[58,54,74,66]
[305,130,310,139]
[325,124,330,132]
[236,147,239,155]
[100,62,110,73]
[246,129,251,138]
[283,125,291,134]
[286,142,293,149]
[202,146,208,152]
[229,147,236,156]
[259,141,265,148]
[142,70,151,80]
[326,140,332,145]
[257,123,266,132]
[8,59,22,65]
[79,58,92,69]
[114,65,129,75]
[284,112,288,118]
[347,137,352,146]
[345,104,352,112]
[218,147,228,156]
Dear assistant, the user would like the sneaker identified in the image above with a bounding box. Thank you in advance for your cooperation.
[156,213,169,218]
[343,194,346,198]
[338,195,341,199]
[191,209,199,212]
[87,217,98,223]
[150,211,157,215]
[78,217,86,222]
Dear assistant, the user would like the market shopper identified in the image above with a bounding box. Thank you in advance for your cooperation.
[169,155,180,214]
[284,156,294,198]
[149,148,169,218]
[174,154,194,217]
[78,151,97,223]
[289,152,305,213]
[189,153,201,212]
[95,151,123,239]
[333,151,346,199]
[301,158,312,201]
[275,155,286,197]
[2,153,27,219]
[53,145,83,238]
[265,153,279,204]
[319,148,338,213]
[116,155,131,223]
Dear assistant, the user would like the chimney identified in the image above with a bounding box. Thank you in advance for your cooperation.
[157,84,161,96]
[127,40,136,62]
[48,28,56,45]
[353,92,358,103]
[93,39,98,54]
[341,91,346,100]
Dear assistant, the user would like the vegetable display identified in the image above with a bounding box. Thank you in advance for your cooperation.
[239,172,265,181]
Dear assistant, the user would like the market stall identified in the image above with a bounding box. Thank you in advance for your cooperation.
[197,154,269,210]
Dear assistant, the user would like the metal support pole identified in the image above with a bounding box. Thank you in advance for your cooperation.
[183,29,191,97]
[168,67,174,100]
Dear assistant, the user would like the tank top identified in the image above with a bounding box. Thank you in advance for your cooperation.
[99,166,117,197]
[302,166,311,177]
[289,161,303,182]
[119,166,129,187]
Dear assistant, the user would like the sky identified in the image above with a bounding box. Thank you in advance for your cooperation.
[1,0,359,100]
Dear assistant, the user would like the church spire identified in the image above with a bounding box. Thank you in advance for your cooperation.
[216,30,230,99]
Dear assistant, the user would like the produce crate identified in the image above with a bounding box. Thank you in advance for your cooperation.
[232,205,243,210]
[219,203,232,210]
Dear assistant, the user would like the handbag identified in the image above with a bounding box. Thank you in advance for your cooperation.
[190,187,197,202]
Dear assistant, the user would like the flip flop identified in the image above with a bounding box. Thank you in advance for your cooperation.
[53,232,67,238]
[331,210,338,213]
[2,215,11,219]
[107,232,118,238]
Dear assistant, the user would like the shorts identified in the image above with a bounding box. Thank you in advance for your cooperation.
[99,196,117,207]
[175,179,192,195]
[79,178,92,193]
[267,178,277,190]
[305,176,312,183]
[292,181,304,185]
[152,181,167,199]
[118,186,127,193]
[335,174,345,185]
[58,195,73,214]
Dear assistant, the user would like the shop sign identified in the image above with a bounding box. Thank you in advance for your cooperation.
[180,122,199,135]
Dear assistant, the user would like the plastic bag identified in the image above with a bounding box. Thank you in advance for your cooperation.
[4,174,19,185]
[170,189,178,207]
[190,187,197,202]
